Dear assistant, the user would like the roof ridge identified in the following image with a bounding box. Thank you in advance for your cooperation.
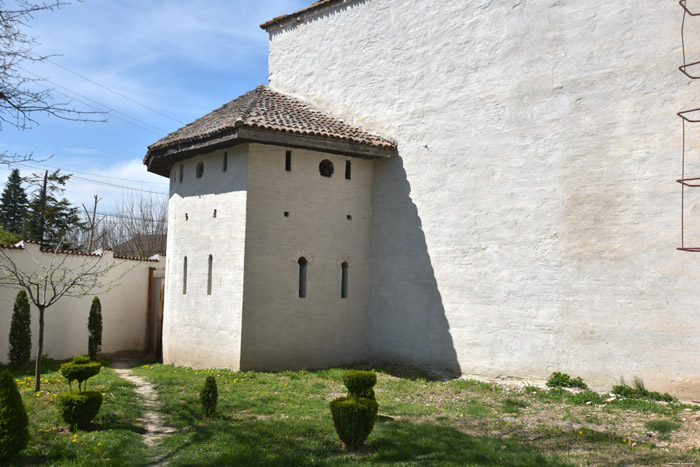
[235,85,265,128]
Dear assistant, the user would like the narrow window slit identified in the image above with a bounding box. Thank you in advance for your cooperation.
[298,257,307,298]
[223,152,228,172]
[183,257,188,294]
[341,262,349,299]
[345,161,351,179]
[196,162,204,178]
[284,211,289,217]
[285,151,292,171]
[213,209,217,218]
[207,255,213,295]
[179,164,184,183]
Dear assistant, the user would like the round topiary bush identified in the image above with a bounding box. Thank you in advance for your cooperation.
[343,370,377,400]
[60,355,101,392]
[0,370,29,461]
[330,396,378,450]
[200,375,218,417]
[57,391,103,430]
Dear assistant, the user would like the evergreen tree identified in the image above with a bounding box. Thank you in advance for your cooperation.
[0,370,29,461]
[87,297,102,360]
[8,291,31,367]
[24,170,83,249]
[0,169,28,235]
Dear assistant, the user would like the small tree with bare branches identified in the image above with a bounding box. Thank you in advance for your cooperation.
[0,242,125,391]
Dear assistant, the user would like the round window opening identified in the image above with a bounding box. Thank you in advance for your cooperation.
[319,159,334,177]
[196,162,204,178]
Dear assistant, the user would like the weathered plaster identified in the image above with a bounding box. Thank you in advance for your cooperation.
[267,0,700,398]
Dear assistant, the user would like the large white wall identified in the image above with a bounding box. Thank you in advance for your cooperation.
[267,0,700,397]
[162,146,247,369]
[240,144,374,370]
[0,243,158,362]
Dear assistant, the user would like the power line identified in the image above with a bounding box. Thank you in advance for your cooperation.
[12,162,169,196]
[46,58,185,126]
[15,160,169,185]
[21,67,170,135]
[32,81,164,136]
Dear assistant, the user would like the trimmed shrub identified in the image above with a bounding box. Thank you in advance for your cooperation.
[330,397,378,450]
[8,290,31,367]
[200,375,218,417]
[546,372,588,389]
[87,297,102,360]
[57,391,103,430]
[0,370,29,461]
[60,355,101,392]
[611,377,677,402]
[343,370,377,400]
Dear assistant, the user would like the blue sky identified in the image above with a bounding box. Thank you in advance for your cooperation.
[0,0,308,211]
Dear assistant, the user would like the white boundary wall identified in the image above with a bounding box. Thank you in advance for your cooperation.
[0,242,160,363]
[267,0,700,398]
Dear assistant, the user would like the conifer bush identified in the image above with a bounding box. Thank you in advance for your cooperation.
[343,370,377,400]
[0,370,29,461]
[87,297,102,360]
[8,290,31,367]
[57,392,103,430]
[330,370,378,450]
[57,356,103,429]
[200,375,218,417]
[60,355,101,392]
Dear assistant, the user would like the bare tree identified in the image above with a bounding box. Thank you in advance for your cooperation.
[108,193,167,257]
[1,1,104,165]
[0,241,125,391]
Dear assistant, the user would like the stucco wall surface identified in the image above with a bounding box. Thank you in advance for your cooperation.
[267,0,700,397]
[0,243,157,362]
[162,147,247,369]
[240,144,373,370]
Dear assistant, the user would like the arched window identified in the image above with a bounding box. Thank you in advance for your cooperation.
[319,159,334,177]
[183,256,188,294]
[196,162,204,178]
[298,257,307,298]
[207,255,213,295]
[341,262,349,299]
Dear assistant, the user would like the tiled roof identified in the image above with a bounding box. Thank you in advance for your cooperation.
[260,1,345,30]
[144,85,396,176]
[148,85,394,152]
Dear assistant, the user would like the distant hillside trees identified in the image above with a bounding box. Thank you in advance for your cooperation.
[0,169,28,235]
[23,170,82,249]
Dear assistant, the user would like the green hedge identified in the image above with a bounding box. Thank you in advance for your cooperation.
[343,370,377,400]
[329,396,378,450]
[0,370,29,461]
[60,355,101,392]
[200,375,218,417]
[57,391,103,430]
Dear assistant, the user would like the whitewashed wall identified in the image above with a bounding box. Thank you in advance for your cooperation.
[162,146,247,369]
[240,144,373,370]
[0,243,159,363]
[267,0,700,398]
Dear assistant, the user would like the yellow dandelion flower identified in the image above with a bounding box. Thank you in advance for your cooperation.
[579,431,582,434]
[72,439,76,443]
[97,443,102,446]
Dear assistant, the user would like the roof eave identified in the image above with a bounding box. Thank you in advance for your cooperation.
[260,0,351,32]
[144,127,397,177]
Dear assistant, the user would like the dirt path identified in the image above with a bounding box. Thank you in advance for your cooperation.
[113,366,176,447]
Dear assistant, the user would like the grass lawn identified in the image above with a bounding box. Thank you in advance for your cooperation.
[3,360,700,465]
